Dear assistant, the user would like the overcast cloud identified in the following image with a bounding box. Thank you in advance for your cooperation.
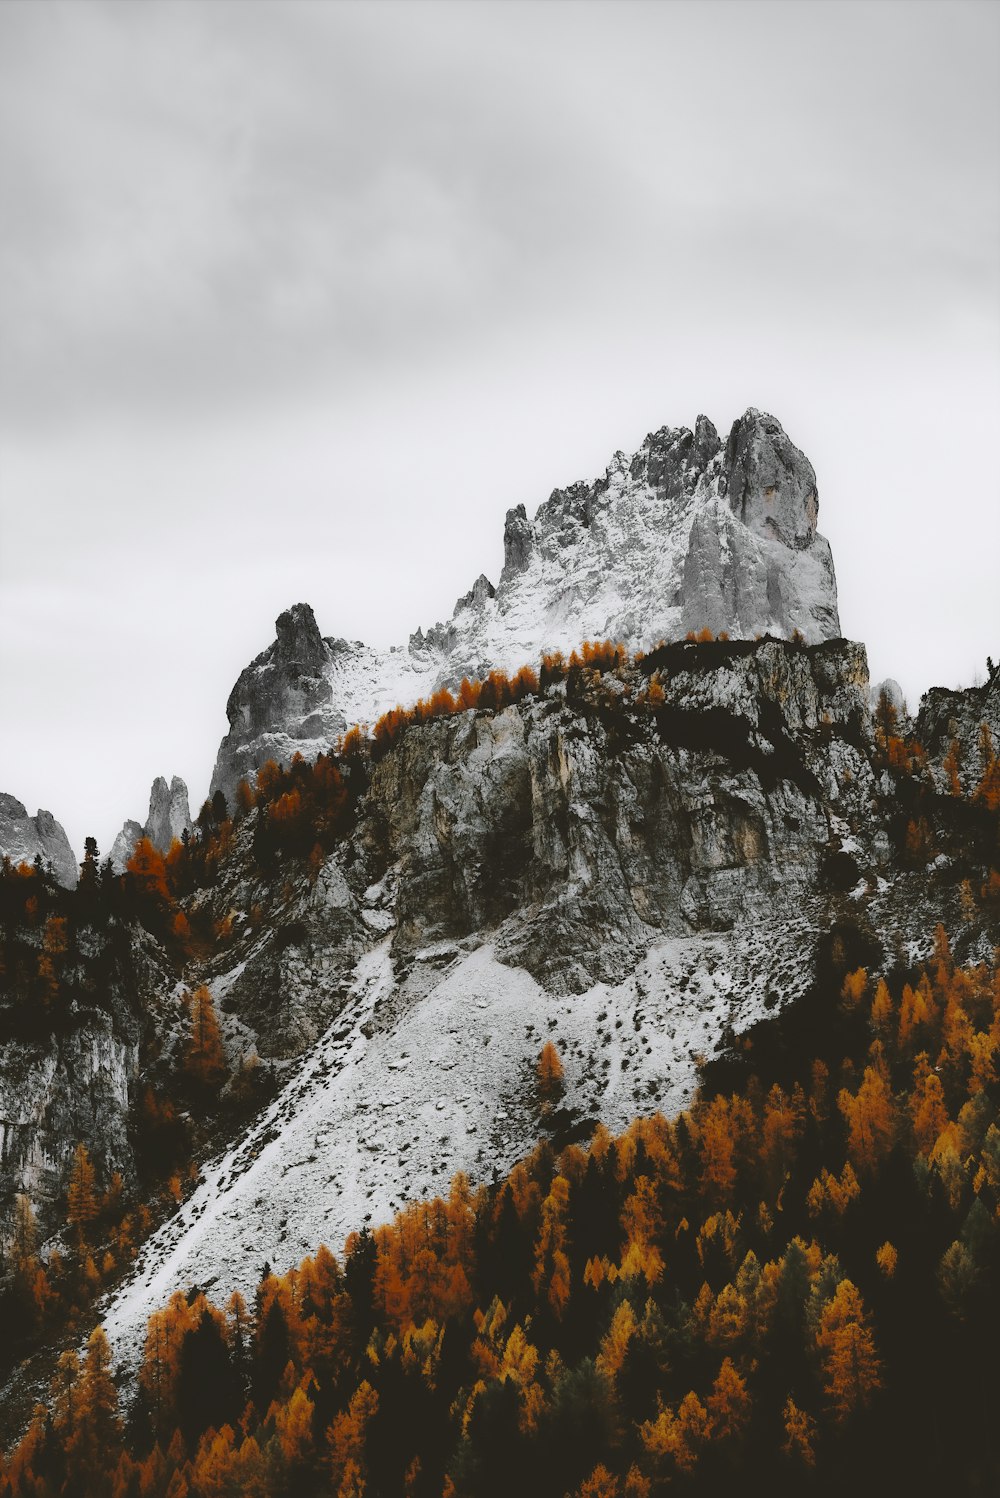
[1,0,998,857]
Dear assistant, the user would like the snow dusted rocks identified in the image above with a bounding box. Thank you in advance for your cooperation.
[0,794,77,888]
[109,775,193,871]
[209,409,842,805]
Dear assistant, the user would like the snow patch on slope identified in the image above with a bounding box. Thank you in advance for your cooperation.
[99,911,816,1375]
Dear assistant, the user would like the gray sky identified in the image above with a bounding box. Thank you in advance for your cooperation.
[1,0,998,859]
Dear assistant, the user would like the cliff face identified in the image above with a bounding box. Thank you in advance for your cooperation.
[0,796,77,889]
[209,408,841,806]
[209,605,345,814]
[0,901,176,1242]
[0,1023,137,1211]
[362,638,871,991]
[916,667,1000,796]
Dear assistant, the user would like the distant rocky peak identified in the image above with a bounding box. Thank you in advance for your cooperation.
[274,602,327,666]
[455,573,496,614]
[0,795,77,887]
[146,775,192,851]
[501,504,535,583]
[109,774,193,871]
[693,414,722,466]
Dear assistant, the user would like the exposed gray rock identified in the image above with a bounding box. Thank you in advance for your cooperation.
[145,775,192,852]
[0,1023,138,1210]
[916,664,1000,795]
[109,819,144,872]
[455,573,496,613]
[210,603,342,809]
[723,407,819,550]
[680,499,840,642]
[501,504,535,582]
[109,775,193,871]
[361,637,873,989]
[0,796,77,888]
[692,413,722,468]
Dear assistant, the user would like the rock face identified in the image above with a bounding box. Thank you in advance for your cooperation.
[0,1023,137,1212]
[0,794,77,888]
[211,409,842,804]
[110,776,193,870]
[916,664,1000,796]
[360,637,872,990]
[109,820,145,872]
[145,776,192,851]
[210,603,346,809]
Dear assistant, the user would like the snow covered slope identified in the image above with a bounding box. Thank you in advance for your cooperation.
[100,910,817,1374]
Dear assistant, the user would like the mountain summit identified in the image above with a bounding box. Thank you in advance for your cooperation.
[211,408,840,804]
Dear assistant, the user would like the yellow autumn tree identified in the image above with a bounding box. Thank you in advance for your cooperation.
[707,1356,751,1440]
[782,1396,816,1465]
[837,1066,896,1174]
[66,1327,122,1495]
[185,985,227,1089]
[815,1279,882,1421]
[537,1041,565,1107]
[328,1380,379,1494]
[67,1143,99,1239]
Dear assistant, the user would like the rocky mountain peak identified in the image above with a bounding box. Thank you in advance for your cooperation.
[0,796,78,887]
[723,407,820,550]
[145,775,193,851]
[693,413,722,466]
[109,775,193,870]
[209,408,844,804]
[501,504,534,582]
[274,602,326,666]
[456,573,496,613]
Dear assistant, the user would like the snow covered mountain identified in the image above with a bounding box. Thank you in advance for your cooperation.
[210,408,840,805]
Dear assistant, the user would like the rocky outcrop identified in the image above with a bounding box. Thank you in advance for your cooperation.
[210,410,843,805]
[0,795,77,888]
[723,408,819,549]
[109,776,193,871]
[915,664,1000,796]
[109,820,145,872]
[362,638,872,989]
[145,776,192,851]
[501,504,535,582]
[0,1022,138,1215]
[210,604,344,810]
